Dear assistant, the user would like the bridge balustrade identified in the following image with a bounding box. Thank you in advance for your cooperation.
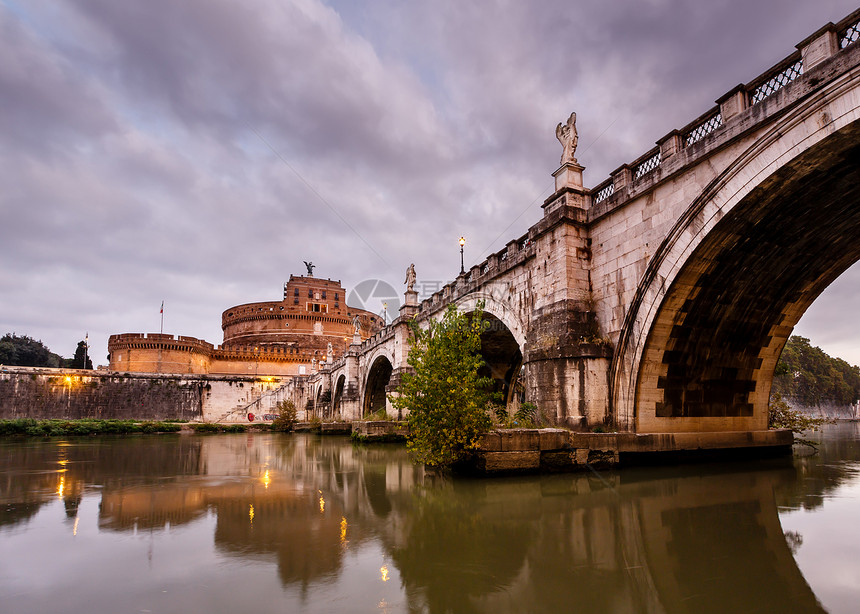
[589,9,860,210]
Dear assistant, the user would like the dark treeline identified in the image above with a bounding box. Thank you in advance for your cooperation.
[773,336,860,407]
[0,333,92,369]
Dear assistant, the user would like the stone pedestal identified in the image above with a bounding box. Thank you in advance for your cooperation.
[543,162,588,216]
[399,290,419,318]
[553,161,585,192]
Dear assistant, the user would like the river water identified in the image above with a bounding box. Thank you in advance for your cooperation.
[1,424,858,613]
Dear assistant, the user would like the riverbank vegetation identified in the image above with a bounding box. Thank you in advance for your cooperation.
[768,392,832,448]
[0,418,183,437]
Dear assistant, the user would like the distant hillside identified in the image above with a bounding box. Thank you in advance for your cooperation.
[772,336,860,410]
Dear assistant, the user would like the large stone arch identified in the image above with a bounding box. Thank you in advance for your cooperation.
[612,73,860,432]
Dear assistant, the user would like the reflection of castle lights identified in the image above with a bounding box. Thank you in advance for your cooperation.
[318,490,325,514]
[57,477,65,498]
[73,516,79,536]
[340,517,348,544]
[262,470,270,489]
[249,504,255,524]
[380,565,389,582]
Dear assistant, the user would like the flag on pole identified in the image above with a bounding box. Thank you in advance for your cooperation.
[160,301,164,314]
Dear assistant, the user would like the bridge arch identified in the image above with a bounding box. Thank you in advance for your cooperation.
[454,309,525,410]
[332,374,346,415]
[452,291,527,349]
[612,82,860,432]
[363,352,394,417]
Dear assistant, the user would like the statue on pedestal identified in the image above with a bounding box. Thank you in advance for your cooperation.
[352,315,362,334]
[303,261,315,276]
[556,112,578,165]
[404,263,416,292]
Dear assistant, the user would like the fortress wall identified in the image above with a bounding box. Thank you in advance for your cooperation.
[0,367,287,422]
[0,368,204,421]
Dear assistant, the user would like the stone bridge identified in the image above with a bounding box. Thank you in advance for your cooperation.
[287,11,860,438]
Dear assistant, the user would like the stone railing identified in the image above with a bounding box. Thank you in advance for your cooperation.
[418,230,536,315]
[587,8,860,208]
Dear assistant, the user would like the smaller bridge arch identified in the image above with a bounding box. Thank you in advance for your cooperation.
[452,292,527,350]
[363,352,394,417]
[332,374,346,415]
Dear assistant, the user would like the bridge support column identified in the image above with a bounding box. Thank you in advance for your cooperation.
[387,307,417,420]
[336,339,363,421]
[524,301,613,429]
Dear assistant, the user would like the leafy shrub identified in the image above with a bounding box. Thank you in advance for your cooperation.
[769,392,834,448]
[392,304,493,469]
[514,402,538,427]
[271,400,297,432]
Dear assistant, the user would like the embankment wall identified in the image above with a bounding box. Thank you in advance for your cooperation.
[0,367,286,422]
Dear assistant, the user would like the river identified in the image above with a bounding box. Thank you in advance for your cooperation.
[1,424,858,613]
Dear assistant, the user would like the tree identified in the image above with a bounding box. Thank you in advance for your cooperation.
[391,304,493,469]
[772,336,860,407]
[0,333,63,367]
[70,340,93,369]
[272,400,297,432]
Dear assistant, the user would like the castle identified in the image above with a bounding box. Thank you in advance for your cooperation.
[108,274,383,377]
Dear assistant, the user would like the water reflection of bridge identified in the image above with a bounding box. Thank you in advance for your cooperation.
[1,435,845,611]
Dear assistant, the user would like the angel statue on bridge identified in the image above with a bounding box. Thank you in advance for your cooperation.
[556,112,578,165]
[404,263,416,292]
[303,261,315,276]
[352,315,362,334]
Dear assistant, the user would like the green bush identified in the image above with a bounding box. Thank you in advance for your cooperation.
[514,402,538,428]
[392,304,493,469]
[190,422,222,433]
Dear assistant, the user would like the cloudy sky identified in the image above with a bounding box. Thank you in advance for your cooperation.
[1,0,859,366]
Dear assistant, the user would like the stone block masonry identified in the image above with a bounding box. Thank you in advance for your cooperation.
[0,367,287,422]
[471,428,792,474]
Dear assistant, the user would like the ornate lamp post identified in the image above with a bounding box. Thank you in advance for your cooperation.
[459,236,466,275]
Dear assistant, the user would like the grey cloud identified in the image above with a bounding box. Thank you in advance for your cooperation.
[1,0,859,365]
[0,10,116,154]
